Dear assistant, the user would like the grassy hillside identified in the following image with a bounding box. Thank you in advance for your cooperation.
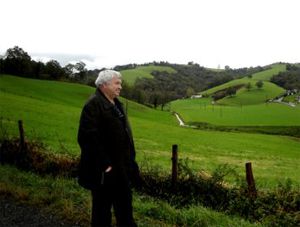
[1,75,299,189]
[251,63,286,81]
[120,65,176,85]
[201,64,286,97]
[218,81,284,106]
[1,74,300,226]
[171,98,300,126]
[171,63,300,126]
[0,164,260,227]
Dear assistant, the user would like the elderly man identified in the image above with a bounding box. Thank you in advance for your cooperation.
[77,69,140,227]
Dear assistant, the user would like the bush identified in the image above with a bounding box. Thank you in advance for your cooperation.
[1,137,299,226]
[0,138,78,177]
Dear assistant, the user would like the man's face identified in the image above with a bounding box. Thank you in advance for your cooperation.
[103,77,122,99]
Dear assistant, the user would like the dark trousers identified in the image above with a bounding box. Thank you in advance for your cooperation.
[91,182,137,227]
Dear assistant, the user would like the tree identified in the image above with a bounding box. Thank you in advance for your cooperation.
[74,61,87,80]
[45,60,65,79]
[5,46,31,60]
[64,63,75,78]
[3,46,32,76]
[245,82,252,91]
[226,87,236,97]
[255,80,264,89]
[225,65,231,71]
[186,87,195,98]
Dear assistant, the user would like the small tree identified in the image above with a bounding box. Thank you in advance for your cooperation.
[245,82,252,91]
[186,87,195,98]
[226,87,236,97]
[255,80,264,89]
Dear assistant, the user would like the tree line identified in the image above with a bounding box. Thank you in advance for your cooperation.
[271,63,300,90]
[0,46,100,84]
[121,62,267,109]
[1,46,274,109]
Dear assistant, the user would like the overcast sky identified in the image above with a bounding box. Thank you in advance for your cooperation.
[1,0,300,69]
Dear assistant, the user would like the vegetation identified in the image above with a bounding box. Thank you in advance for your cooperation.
[0,163,262,227]
[120,65,176,85]
[271,63,300,90]
[123,63,268,108]
[0,46,269,110]
[1,75,299,188]
[171,64,300,129]
[0,57,299,226]
[0,138,298,226]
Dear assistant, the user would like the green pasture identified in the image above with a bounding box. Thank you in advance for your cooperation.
[1,75,300,189]
[172,98,300,126]
[218,81,284,106]
[173,63,298,127]
[201,64,286,97]
[120,65,176,85]
[251,63,286,81]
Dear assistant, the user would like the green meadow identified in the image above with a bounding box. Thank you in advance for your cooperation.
[172,64,300,126]
[1,74,299,188]
[1,73,299,226]
[120,65,176,85]
[171,98,300,126]
[201,64,286,96]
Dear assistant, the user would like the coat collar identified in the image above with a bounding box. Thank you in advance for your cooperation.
[95,88,122,110]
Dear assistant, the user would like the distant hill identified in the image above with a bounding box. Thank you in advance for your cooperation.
[251,64,286,81]
[201,64,286,97]
[120,65,176,85]
[171,64,300,128]
[1,74,300,188]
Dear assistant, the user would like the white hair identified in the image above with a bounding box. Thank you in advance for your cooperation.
[95,69,122,87]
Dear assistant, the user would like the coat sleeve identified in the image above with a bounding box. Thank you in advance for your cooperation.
[77,100,111,189]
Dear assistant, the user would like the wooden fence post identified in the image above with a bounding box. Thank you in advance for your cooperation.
[245,162,257,198]
[18,120,25,149]
[172,144,178,188]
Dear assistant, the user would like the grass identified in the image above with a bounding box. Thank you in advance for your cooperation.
[1,73,299,226]
[1,74,300,189]
[200,64,286,97]
[171,98,300,126]
[218,81,284,106]
[120,65,176,85]
[251,64,286,81]
[171,63,299,127]
[0,164,260,227]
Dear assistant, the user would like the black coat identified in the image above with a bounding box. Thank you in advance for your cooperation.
[77,89,140,190]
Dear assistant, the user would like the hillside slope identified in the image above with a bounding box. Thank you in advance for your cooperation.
[120,65,176,85]
[171,64,300,126]
[1,74,300,187]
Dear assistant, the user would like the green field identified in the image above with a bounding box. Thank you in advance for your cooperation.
[171,98,300,126]
[1,74,299,226]
[172,63,300,126]
[1,74,299,188]
[120,65,176,85]
[201,64,286,97]
[251,64,286,81]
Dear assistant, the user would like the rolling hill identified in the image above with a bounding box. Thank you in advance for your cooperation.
[0,74,299,188]
[1,73,300,226]
[120,65,176,85]
[171,64,300,127]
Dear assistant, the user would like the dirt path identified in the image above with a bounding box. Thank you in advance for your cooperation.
[0,197,82,227]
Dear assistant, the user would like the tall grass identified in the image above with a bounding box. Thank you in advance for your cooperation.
[0,165,260,227]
